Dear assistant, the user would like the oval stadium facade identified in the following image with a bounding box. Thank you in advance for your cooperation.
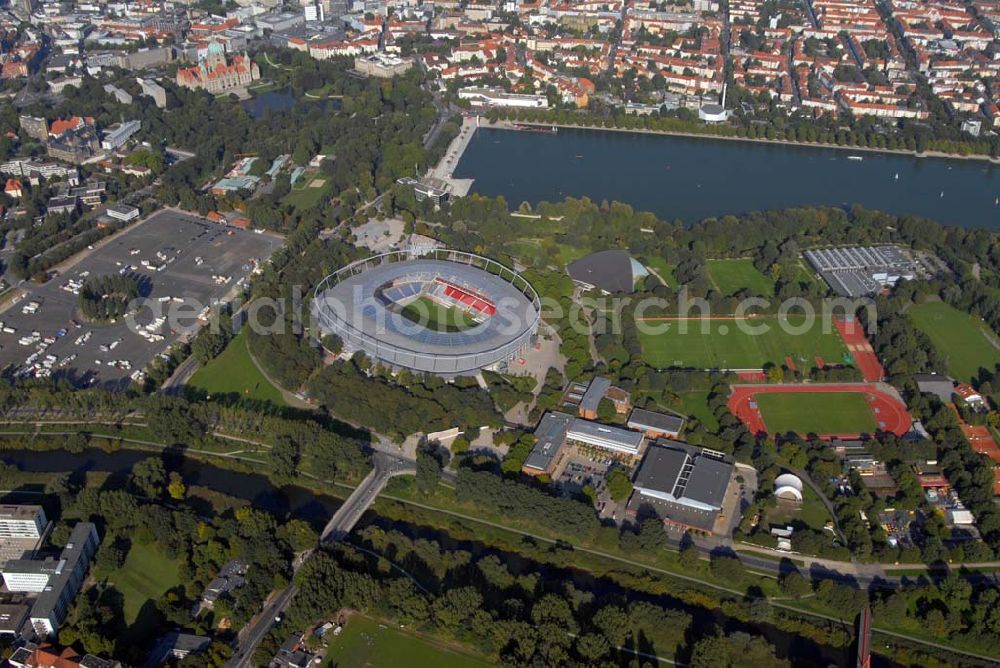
[313,249,540,376]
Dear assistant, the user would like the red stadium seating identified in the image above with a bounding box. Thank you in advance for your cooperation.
[435,278,496,316]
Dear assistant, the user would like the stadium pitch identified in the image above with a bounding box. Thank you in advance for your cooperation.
[400,295,480,333]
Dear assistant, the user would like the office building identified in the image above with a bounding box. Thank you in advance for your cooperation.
[136,78,167,108]
[100,120,141,151]
[106,203,140,222]
[354,53,414,77]
[0,506,46,539]
[29,523,100,637]
[522,411,646,477]
[2,558,62,593]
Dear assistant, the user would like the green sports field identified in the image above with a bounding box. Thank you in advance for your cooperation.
[401,296,479,332]
[323,615,492,668]
[756,392,877,435]
[707,258,774,297]
[637,315,850,370]
[909,301,1000,383]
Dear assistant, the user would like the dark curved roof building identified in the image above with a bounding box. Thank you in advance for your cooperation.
[567,249,648,294]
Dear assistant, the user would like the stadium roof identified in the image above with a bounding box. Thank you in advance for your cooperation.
[314,254,539,375]
[567,250,647,294]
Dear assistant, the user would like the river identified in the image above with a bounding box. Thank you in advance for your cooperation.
[453,127,1000,229]
[0,448,341,522]
[0,447,963,667]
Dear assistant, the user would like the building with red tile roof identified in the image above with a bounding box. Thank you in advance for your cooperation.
[5,179,22,198]
[176,50,259,94]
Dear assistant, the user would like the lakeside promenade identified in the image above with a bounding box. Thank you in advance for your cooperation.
[488,118,1000,164]
[426,115,478,196]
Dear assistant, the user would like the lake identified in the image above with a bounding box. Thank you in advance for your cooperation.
[453,127,1000,229]
[243,88,342,119]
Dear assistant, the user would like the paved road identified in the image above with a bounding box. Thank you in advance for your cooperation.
[226,447,416,667]
[160,356,199,395]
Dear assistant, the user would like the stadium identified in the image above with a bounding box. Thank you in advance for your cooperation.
[313,249,541,375]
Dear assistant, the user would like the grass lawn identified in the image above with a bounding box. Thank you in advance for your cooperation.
[555,243,587,267]
[756,392,877,435]
[707,258,774,297]
[110,541,183,641]
[400,296,479,333]
[283,175,332,210]
[505,239,546,265]
[324,615,493,668]
[502,238,584,269]
[676,391,718,431]
[189,330,287,405]
[909,301,1000,383]
[644,256,678,288]
[766,481,833,532]
[637,315,849,370]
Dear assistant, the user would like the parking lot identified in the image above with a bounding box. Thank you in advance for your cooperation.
[0,209,283,387]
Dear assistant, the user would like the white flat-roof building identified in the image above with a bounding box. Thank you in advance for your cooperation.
[458,86,549,109]
[2,558,61,593]
[106,203,140,222]
[100,120,141,151]
[354,53,413,78]
[566,418,644,456]
[0,506,46,539]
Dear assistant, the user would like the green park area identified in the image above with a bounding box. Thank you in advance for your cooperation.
[113,542,183,639]
[504,238,587,268]
[189,331,287,405]
[283,174,332,210]
[756,392,877,435]
[909,301,1000,383]
[323,615,492,668]
[637,315,849,370]
[643,256,678,288]
[401,296,479,333]
[765,480,834,533]
[676,390,718,431]
[706,258,774,296]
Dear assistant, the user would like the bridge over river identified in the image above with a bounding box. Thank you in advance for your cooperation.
[226,449,416,667]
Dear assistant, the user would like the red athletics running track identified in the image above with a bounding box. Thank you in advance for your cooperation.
[728,383,912,439]
[835,316,885,382]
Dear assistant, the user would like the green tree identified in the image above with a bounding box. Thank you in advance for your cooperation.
[778,570,811,599]
[130,457,167,497]
[167,472,187,500]
[415,443,445,495]
[268,435,300,484]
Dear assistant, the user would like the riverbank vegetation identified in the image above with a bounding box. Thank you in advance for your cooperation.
[20,453,316,664]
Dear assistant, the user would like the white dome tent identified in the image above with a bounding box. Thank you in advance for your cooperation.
[774,473,804,502]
